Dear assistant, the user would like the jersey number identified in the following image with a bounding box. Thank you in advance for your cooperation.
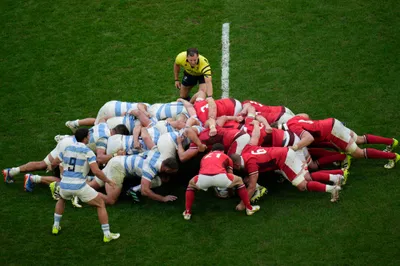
[298,119,314,124]
[200,104,209,113]
[251,149,267,155]
[204,152,222,159]
[68,157,76,171]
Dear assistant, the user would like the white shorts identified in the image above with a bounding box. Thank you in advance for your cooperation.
[157,133,177,160]
[95,156,126,188]
[292,134,312,165]
[60,184,98,203]
[281,149,308,186]
[106,135,124,155]
[277,107,295,124]
[227,133,251,155]
[95,101,116,124]
[106,117,124,131]
[153,121,171,135]
[330,119,358,153]
[44,136,76,166]
[233,99,243,116]
[195,173,234,191]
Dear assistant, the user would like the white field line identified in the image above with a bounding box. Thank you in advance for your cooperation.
[221,23,230,98]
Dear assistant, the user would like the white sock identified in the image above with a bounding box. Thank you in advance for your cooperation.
[54,213,62,227]
[31,175,42,183]
[10,167,20,176]
[132,184,141,192]
[73,119,80,127]
[325,185,335,193]
[329,174,342,183]
[101,224,110,237]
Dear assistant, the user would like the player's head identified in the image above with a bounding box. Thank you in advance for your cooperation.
[75,128,89,143]
[211,143,225,152]
[112,124,130,135]
[186,48,199,67]
[161,157,179,174]
[229,153,242,170]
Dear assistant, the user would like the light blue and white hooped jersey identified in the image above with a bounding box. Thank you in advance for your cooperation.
[139,127,161,150]
[149,102,188,120]
[58,142,96,190]
[121,114,137,133]
[88,123,111,152]
[114,101,150,117]
[123,148,162,181]
[165,126,203,148]
[124,154,145,176]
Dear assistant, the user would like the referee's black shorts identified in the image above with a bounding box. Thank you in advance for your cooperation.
[182,71,205,87]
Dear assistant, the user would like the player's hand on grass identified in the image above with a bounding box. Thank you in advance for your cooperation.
[163,195,177,202]
[236,202,245,211]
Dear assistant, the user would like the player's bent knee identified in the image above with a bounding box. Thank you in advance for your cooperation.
[296,181,308,191]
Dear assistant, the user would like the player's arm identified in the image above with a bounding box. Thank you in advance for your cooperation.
[255,114,272,133]
[174,56,182,89]
[137,103,151,117]
[247,172,258,199]
[177,137,199,162]
[206,97,217,120]
[249,120,261,145]
[184,127,206,152]
[133,123,142,150]
[141,177,177,202]
[140,127,155,150]
[292,130,314,151]
[90,161,115,187]
[95,138,112,165]
[204,76,213,97]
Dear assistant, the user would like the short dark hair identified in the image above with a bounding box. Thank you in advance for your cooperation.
[162,157,179,170]
[187,48,199,57]
[211,143,225,151]
[75,128,89,142]
[113,124,130,135]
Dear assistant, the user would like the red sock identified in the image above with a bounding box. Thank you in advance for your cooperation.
[310,172,331,183]
[185,187,196,212]
[364,134,393,145]
[306,181,327,192]
[364,148,396,159]
[317,169,344,175]
[236,184,252,210]
[316,153,346,166]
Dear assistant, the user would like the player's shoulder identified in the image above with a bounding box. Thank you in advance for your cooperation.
[198,54,209,64]
[175,51,187,64]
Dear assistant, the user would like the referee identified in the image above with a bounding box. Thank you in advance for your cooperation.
[174,48,213,100]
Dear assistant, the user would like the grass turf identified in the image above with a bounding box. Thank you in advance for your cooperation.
[0,0,399,265]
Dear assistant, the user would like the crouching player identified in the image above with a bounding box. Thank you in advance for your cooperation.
[50,128,120,243]
[183,143,260,220]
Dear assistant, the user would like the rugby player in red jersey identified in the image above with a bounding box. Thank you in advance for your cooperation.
[230,120,343,208]
[280,114,399,169]
[183,143,260,220]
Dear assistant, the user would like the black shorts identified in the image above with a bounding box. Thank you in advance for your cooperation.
[182,71,205,87]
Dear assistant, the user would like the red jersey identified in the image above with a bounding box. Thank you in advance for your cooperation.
[194,98,237,124]
[222,120,242,130]
[241,145,289,175]
[242,100,285,123]
[199,151,233,175]
[240,117,266,146]
[286,116,334,143]
[189,126,245,153]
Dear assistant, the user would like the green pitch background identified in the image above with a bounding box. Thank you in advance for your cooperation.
[0,0,399,265]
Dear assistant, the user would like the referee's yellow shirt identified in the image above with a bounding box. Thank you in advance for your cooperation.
[175,51,212,77]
